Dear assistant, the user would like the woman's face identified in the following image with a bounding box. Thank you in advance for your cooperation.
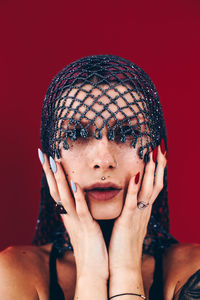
[56,84,148,220]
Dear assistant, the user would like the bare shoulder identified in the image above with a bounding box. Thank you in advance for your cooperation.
[0,244,52,299]
[162,243,200,300]
[0,243,51,276]
[0,243,51,262]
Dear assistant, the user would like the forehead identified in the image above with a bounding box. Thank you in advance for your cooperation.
[57,83,148,126]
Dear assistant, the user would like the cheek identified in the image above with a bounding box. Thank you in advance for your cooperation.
[59,147,83,175]
[119,147,145,176]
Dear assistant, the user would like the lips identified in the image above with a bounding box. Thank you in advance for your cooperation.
[85,183,122,201]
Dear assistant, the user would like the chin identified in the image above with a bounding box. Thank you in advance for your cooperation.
[88,200,123,220]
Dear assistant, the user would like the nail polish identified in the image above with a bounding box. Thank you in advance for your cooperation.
[38,148,45,165]
[71,179,77,193]
[161,139,165,154]
[153,147,158,163]
[135,172,140,184]
[50,156,57,173]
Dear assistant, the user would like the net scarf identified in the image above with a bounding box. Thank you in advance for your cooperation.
[33,55,178,257]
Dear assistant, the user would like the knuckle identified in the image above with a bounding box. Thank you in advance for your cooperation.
[147,194,152,201]
[126,203,137,212]
[55,173,64,186]
[77,208,87,218]
[161,161,166,168]
[148,161,155,170]
[145,191,152,201]
[50,189,58,199]
[58,172,66,183]
[54,171,61,181]
[158,180,164,190]
[159,156,166,168]
[155,182,163,193]
[139,188,152,201]
[160,181,164,189]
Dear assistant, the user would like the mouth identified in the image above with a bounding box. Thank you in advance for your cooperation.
[85,183,122,201]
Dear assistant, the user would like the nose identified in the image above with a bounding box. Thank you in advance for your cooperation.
[89,137,117,170]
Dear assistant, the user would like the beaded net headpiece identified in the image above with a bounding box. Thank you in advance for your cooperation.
[41,55,165,160]
[33,55,178,256]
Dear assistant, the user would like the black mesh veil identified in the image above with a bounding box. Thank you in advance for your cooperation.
[33,55,178,257]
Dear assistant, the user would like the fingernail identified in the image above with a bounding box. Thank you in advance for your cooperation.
[135,172,140,184]
[71,179,77,193]
[153,147,158,163]
[38,148,45,165]
[161,139,165,154]
[50,156,57,173]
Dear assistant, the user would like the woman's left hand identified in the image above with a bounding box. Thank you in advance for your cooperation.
[108,145,167,274]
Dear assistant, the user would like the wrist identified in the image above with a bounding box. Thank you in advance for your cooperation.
[76,272,108,283]
[76,265,109,281]
[75,275,108,300]
[110,269,143,284]
[109,251,142,275]
[110,264,142,277]
[109,269,145,297]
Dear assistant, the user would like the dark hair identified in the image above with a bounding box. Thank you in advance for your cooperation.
[33,55,178,257]
[41,54,167,159]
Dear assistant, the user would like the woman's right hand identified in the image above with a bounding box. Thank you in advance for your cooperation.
[41,153,109,281]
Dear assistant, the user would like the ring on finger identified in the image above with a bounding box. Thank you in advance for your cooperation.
[55,200,67,214]
[137,201,150,210]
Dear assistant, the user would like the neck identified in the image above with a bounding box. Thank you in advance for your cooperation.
[97,219,116,250]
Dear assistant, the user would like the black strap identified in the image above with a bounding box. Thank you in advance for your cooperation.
[49,243,65,300]
[149,251,164,299]
[178,269,200,299]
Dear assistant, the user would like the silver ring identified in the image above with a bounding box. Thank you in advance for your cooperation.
[55,200,67,214]
[137,201,149,209]
[101,176,106,180]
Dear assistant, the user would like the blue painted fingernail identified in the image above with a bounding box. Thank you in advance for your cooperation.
[50,156,57,173]
[38,148,45,165]
[71,179,77,193]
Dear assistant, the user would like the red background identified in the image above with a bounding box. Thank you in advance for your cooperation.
[0,0,200,251]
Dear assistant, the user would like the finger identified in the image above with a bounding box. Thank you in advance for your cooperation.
[121,176,139,217]
[53,160,76,215]
[137,151,155,204]
[72,182,94,225]
[150,145,167,204]
[42,154,60,202]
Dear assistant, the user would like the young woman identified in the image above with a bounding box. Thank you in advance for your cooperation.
[0,55,200,300]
